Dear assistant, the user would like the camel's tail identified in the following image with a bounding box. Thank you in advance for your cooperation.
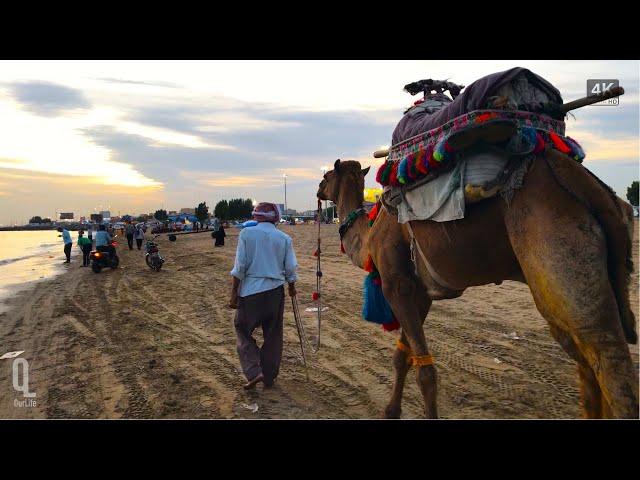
[544,150,637,344]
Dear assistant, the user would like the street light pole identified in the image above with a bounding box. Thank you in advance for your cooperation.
[283,173,287,221]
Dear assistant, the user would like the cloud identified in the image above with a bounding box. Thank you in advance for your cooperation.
[0,166,165,224]
[97,77,181,89]
[8,81,91,117]
[568,129,638,163]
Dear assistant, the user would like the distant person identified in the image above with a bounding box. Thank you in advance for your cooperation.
[77,230,92,267]
[194,221,199,233]
[134,223,145,250]
[57,226,73,263]
[125,221,135,250]
[212,216,220,233]
[229,202,298,390]
[214,223,226,247]
[95,224,115,257]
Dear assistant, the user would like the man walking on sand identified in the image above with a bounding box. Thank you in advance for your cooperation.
[57,226,73,263]
[125,221,135,250]
[228,202,298,390]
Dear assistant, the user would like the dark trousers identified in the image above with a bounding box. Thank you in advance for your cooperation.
[81,244,92,266]
[126,234,134,249]
[214,230,225,246]
[64,243,72,262]
[234,286,285,383]
[136,238,143,249]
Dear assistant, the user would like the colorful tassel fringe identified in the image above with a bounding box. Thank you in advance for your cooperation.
[378,128,586,188]
[549,131,571,154]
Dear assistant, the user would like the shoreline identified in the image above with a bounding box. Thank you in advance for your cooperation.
[0,257,70,314]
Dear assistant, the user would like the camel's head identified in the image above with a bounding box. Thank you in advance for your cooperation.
[317,159,370,203]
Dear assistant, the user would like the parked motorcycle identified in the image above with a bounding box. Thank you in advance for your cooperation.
[90,239,120,273]
[145,235,165,271]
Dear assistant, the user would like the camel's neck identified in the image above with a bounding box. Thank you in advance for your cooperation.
[337,180,369,269]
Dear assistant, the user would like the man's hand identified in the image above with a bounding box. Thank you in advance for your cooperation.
[229,276,241,309]
[228,292,239,309]
[288,282,297,298]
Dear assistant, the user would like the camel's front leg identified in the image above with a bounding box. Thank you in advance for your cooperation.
[384,332,412,419]
[384,296,433,419]
[382,274,437,418]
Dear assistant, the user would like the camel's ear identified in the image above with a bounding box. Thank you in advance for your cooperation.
[334,158,341,173]
[361,166,370,177]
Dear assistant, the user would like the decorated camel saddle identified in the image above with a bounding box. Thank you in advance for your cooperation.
[375,67,593,223]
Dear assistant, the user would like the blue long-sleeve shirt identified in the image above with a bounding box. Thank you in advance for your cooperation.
[61,229,72,244]
[230,222,298,298]
[95,230,112,247]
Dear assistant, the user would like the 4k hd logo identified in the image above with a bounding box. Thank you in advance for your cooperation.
[587,79,620,106]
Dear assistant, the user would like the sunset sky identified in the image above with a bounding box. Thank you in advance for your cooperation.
[0,60,638,225]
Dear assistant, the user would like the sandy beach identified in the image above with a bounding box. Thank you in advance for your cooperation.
[0,222,637,419]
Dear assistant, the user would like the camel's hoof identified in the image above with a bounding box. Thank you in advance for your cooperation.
[384,405,401,419]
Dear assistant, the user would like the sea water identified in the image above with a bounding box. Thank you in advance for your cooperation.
[0,231,72,312]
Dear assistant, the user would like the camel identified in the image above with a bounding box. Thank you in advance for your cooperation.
[317,151,638,419]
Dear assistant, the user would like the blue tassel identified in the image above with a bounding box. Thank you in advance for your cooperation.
[521,127,537,149]
[565,136,585,162]
[398,157,409,184]
[362,274,394,325]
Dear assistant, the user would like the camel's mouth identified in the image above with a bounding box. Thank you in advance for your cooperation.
[317,189,328,201]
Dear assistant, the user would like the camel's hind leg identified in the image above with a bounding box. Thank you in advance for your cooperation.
[505,160,638,418]
[549,325,612,418]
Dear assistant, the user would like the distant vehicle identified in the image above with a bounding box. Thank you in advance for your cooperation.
[90,238,120,273]
[144,235,165,271]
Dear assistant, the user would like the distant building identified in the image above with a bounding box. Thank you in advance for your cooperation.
[168,210,178,215]
[100,210,111,221]
[90,213,103,223]
[59,212,74,220]
[180,207,196,215]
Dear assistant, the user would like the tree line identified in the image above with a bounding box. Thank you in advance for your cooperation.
[214,198,254,221]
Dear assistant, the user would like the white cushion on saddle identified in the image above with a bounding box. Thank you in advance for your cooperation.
[396,149,510,224]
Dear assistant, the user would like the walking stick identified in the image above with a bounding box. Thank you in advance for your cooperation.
[291,294,310,382]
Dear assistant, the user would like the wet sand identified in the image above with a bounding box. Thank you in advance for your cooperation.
[0,222,637,418]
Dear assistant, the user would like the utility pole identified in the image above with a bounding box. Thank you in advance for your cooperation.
[283,173,287,221]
